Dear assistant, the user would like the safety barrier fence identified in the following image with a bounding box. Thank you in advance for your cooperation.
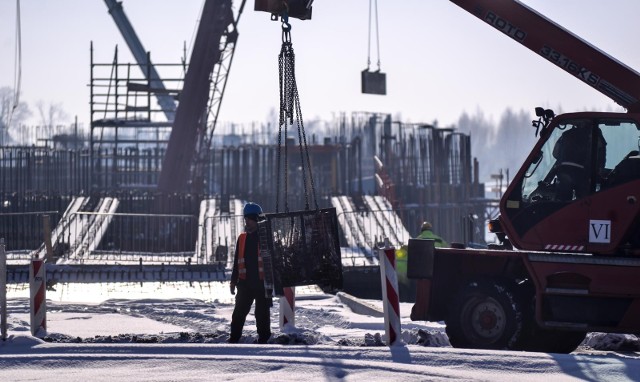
[336,203,487,266]
[56,211,198,263]
[4,206,487,265]
[2,201,489,286]
[199,214,244,266]
[198,209,411,270]
[336,209,409,265]
[7,263,228,284]
[0,211,61,252]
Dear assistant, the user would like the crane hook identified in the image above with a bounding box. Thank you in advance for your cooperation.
[281,12,292,43]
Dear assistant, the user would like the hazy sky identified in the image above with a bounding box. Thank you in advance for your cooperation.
[1,0,639,130]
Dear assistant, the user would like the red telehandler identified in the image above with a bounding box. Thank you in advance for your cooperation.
[408,0,640,353]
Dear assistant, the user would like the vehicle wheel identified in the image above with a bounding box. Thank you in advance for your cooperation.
[515,290,586,354]
[446,280,523,350]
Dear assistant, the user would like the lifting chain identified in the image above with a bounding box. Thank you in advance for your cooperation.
[367,0,381,71]
[276,14,318,213]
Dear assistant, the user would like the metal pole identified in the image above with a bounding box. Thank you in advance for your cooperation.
[1,238,7,341]
[43,215,53,262]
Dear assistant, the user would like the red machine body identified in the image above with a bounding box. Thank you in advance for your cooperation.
[409,0,640,353]
[500,111,640,256]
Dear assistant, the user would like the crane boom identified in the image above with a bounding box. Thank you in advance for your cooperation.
[450,0,640,112]
[157,0,234,193]
[103,0,177,121]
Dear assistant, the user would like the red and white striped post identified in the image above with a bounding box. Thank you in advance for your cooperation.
[279,287,295,330]
[29,258,47,337]
[379,238,402,346]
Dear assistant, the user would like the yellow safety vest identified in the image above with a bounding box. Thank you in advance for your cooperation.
[416,229,449,248]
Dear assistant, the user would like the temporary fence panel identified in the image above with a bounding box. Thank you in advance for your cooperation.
[57,212,198,263]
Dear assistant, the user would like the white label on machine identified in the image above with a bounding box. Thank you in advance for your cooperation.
[589,220,611,243]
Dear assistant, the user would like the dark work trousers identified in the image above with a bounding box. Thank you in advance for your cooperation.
[229,281,272,343]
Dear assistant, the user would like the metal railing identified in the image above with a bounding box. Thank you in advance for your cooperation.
[55,211,198,264]
[198,209,410,269]
[198,209,409,269]
[3,203,486,269]
[336,209,410,264]
[199,214,245,267]
[0,211,60,253]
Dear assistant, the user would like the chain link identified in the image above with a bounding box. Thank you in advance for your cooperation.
[276,23,318,212]
[276,37,285,213]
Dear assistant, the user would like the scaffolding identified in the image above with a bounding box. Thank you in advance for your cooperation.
[89,43,184,191]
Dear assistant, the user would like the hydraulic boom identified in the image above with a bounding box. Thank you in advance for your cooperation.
[450,0,640,112]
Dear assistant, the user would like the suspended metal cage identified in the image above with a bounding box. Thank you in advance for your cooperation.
[259,207,342,296]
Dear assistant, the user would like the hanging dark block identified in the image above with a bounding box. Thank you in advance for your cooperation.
[254,0,313,20]
[361,69,387,95]
[258,208,343,297]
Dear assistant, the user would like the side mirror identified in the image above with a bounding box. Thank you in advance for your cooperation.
[545,109,555,119]
[532,107,555,137]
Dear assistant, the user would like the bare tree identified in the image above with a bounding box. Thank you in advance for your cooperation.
[36,100,69,140]
[457,107,534,183]
[0,86,31,145]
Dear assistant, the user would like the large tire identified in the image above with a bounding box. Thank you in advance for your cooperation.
[446,280,523,350]
[514,288,586,354]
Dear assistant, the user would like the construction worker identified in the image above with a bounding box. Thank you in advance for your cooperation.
[404,221,449,320]
[415,221,449,247]
[229,202,272,344]
[396,221,448,286]
[552,121,607,201]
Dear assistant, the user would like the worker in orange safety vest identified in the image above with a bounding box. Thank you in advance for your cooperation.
[229,202,272,344]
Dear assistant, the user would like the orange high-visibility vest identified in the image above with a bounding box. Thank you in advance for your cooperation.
[237,232,264,280]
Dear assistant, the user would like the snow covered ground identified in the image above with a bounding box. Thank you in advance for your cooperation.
[2,282,640,381]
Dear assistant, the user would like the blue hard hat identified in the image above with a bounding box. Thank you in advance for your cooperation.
[243,202,263,216]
